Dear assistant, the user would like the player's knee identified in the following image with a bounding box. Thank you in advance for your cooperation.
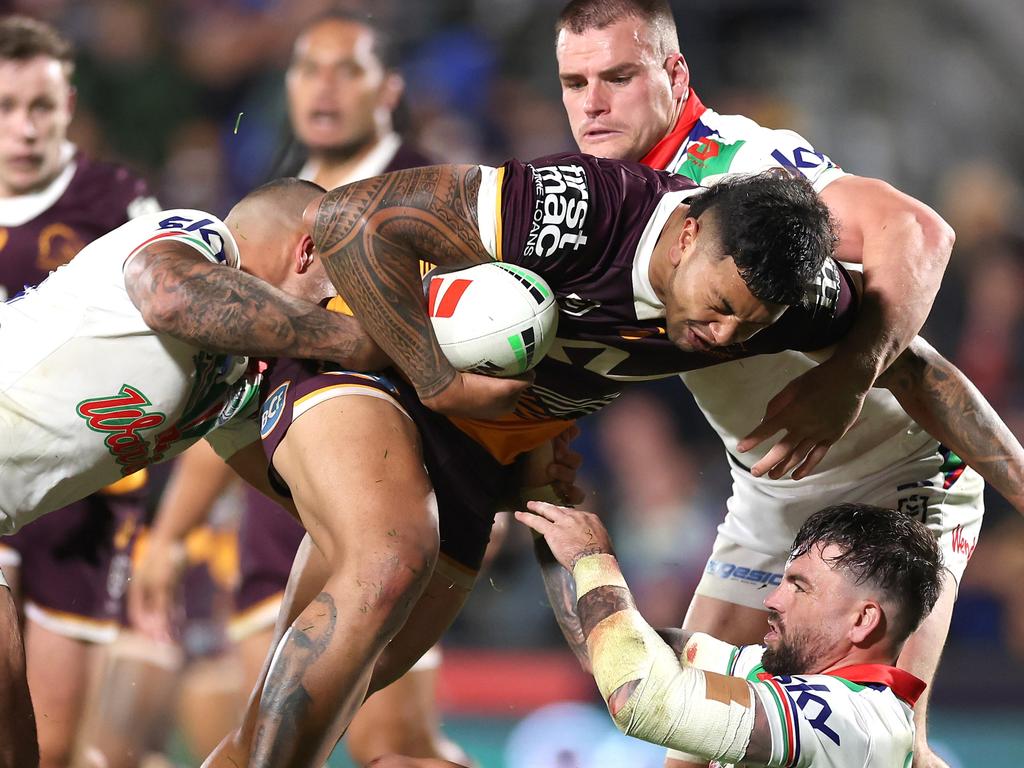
[343,541,437,638]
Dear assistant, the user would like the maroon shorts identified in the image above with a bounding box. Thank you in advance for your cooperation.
[0,490,146,642]
[229,487,303,640]
[258,359,519,573]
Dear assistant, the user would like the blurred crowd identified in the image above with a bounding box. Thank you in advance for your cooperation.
[4,0,1024,760]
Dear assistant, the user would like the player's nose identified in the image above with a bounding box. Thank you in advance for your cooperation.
[583,84,610,116]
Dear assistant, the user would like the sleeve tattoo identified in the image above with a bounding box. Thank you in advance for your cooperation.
[311,164,490,399]
[125,242,379,367]
[879,337,1024,511]
[534,536,592,671]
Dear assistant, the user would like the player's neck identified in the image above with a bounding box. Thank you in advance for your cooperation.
[308,133,387,189]
[818,645,897,675]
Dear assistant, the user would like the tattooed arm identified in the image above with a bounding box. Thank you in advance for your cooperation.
[308,164,529,418]
[877,336,1024,512]
[534,536,593,672]
[124,241,385,369]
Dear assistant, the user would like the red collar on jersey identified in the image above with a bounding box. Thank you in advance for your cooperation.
[757,664,925,707]
[639,90,708,170]
[826,664,927,707]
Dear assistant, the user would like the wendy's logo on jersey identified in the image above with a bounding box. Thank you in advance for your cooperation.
[260,381,290,440]
[158,215,227,264]
[77,385,167,476]
[524,164,590,258]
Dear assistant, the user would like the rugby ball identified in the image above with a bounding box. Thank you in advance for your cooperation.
[425,262,558,377]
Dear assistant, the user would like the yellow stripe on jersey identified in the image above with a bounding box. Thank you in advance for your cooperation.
[448,413,574,465]
[494,166,505,262]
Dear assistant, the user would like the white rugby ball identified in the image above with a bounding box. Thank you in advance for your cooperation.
[426,262,558,377]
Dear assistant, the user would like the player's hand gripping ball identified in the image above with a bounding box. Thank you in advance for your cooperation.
[425,262,558,377]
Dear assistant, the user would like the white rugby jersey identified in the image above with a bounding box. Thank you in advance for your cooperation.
[687,634,921,768]
[0,209,259,534]
[653,97,936,480]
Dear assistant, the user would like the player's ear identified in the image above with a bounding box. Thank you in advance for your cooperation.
[666,52,689,101]
[673,216,699,265]
[67,85,78,117]
[849,599,884,645]
[295,234,315,273]
[381,71,404,112]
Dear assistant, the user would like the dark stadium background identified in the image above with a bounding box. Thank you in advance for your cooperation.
[8,0,1023,764]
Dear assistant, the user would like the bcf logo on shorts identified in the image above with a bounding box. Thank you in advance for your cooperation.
[260,381,289,440]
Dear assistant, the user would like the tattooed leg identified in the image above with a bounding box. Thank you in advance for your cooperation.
[245,394,437,767]
[204,536,331,768]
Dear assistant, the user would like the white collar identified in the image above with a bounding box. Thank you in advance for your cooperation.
[298,132,402,187]
[630,186,703,320]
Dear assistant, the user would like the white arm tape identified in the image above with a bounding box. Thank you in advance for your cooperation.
[587,609,755,763]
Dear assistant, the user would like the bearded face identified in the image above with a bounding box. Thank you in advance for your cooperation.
[760,609,834,676]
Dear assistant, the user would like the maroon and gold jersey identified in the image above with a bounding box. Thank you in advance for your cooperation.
[463,153,857,462]
[0,147,156,300]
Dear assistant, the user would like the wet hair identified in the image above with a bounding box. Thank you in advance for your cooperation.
[556,0,679,58]
[791,503,943,643]
[685,170,836,306]
[0,15,74,75]
[291,7,399,72]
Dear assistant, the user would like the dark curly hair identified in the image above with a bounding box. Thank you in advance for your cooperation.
[791,503,943,643]
[685,170,837,306]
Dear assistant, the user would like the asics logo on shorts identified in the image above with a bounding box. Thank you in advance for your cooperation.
[705,559,783,587]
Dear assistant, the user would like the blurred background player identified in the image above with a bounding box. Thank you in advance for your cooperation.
[0,15,159,768]
[549,3,981,767]
[131,10,472,766]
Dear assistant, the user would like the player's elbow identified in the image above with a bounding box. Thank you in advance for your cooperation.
[879,181,955,267]
[135,291,188,335]
[915,204,955,267]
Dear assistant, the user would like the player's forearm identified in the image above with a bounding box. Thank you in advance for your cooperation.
[572,554,759,762]
[880,337,1024,512]
[150,440,235,544]
[127,243,380,368]
[825,178,953,381]
[310,165,488,400]
[534,536,591,670]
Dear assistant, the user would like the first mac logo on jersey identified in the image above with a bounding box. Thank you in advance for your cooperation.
[525,163,589,258]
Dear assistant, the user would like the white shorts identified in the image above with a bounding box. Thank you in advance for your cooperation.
[695,445,984,610]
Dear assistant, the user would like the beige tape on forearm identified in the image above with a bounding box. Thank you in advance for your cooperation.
[665,632,747,763]
[587,610,754,763]
[572,553,627,598]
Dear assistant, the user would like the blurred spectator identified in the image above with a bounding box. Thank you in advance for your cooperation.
[594,392,719,629]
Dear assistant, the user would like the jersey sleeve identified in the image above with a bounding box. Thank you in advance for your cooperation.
[204,401,260,461]
[122,209,240,270]
[477,156,596,287]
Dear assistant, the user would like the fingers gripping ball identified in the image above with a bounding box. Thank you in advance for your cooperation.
[425,263,558,377]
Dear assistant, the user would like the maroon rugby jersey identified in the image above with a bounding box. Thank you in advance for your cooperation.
[455,153,856,462]
[0,150,154,299]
